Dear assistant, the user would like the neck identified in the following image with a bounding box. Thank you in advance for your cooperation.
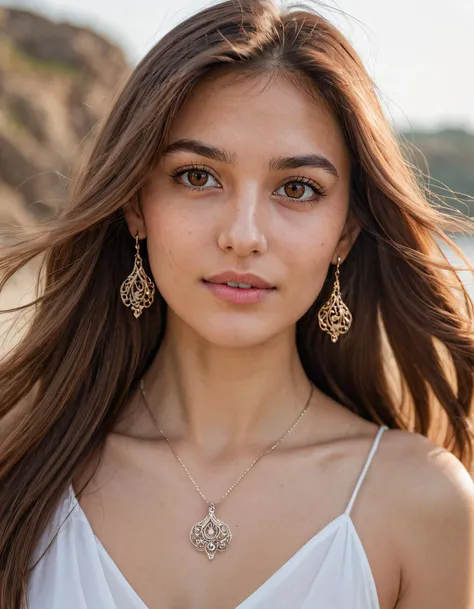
[139,316,314,460]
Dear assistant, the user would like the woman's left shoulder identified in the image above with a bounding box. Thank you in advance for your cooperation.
[379,427,474,504]
[373,428,474,606]
[378,427,474,545]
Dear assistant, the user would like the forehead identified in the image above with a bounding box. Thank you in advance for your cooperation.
[167,71,350,176]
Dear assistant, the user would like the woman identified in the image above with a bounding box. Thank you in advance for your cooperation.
[0,0,473,607]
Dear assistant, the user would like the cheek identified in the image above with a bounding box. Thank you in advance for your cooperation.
[285,240,334,309]
[278,207,347,317]
[142,201,205,287]
[281,210,341,281]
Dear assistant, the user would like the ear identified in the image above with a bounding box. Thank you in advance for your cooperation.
[123,191,147,239]
[331,213,361,264]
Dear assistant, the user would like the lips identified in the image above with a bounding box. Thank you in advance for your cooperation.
[203,271,274,289]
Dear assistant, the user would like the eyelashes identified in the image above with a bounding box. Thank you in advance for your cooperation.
[170,164,221,191]
[276,176,327,203]
[168,163,327,205]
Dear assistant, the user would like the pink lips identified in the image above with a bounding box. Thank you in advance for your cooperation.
[202,271,276,305]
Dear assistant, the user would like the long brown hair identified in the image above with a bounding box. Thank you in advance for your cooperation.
[1,0,473,605]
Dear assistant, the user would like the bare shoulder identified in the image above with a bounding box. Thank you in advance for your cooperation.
[376,428,474,608]
[379,428,474,513]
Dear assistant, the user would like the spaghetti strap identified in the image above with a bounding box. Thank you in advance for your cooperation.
[68,484,78,507]
[344,425,388,516]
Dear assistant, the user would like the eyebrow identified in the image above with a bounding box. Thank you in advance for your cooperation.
[162,138,339,179]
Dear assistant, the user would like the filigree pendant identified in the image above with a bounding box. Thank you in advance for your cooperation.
[318,286,352,343]
[189,503,232,560]
[120,250,155,318]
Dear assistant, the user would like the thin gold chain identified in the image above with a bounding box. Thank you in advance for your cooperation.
[139,379,314,506]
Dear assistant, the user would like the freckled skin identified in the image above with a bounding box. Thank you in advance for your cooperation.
[126,72,356,348]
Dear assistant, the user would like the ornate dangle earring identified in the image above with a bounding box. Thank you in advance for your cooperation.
[120,231,155,318]
[318,256,352,343]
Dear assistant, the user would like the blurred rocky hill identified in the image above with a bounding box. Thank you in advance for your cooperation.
[0,7,130,226]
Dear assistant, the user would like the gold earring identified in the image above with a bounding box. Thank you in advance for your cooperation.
[120,231,155,318]
[318,256,352,343]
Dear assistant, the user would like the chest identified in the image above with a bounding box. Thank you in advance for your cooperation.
[74,444,399,609]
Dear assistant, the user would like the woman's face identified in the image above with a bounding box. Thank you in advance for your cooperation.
[127,72,355,347]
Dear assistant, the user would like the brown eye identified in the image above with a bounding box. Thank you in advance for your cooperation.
[275,178,327,204]
[187,170,209,186]
[171,166,220,190]
[284,182,306,198]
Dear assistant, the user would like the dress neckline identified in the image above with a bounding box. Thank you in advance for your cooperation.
[235,512,351,608]
[68,487,375,609]
[66,425,386,608]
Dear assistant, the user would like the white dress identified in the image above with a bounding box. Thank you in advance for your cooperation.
[27,426,388,609]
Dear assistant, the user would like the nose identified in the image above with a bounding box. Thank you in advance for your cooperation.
[217,195,268,257]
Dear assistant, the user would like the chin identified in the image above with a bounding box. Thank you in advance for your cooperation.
[192,319,282,349]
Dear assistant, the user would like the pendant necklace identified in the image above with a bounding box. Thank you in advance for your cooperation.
[140,379,313,561]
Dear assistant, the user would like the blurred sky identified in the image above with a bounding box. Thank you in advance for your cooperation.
[3,0,474,131]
